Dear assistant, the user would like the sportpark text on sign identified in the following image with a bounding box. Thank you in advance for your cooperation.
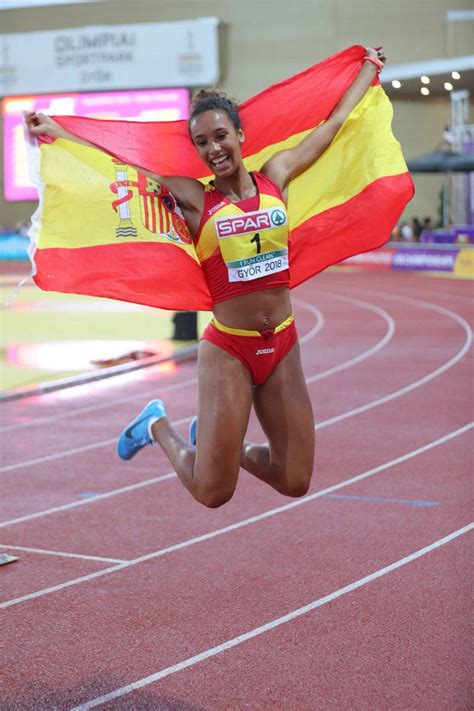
[0,17,219,95]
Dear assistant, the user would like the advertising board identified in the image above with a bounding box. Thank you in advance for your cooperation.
[2,88,189,201]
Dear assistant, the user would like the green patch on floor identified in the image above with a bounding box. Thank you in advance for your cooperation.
[1,275,210,392]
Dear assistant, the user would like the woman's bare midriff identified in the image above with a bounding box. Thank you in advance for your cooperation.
[212,287,292,331]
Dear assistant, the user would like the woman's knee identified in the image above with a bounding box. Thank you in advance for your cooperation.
[282,469,313,498]
[192,459,239,508]
[194,480,236,509]
[192,466,239,509]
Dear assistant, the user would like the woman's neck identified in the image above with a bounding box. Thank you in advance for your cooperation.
[213,168,256,203]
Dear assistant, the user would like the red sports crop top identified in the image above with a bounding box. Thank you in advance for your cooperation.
[193,172,290,304]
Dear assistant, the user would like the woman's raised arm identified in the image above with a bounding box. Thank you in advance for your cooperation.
[25,112,204,216]
[262,47,386,193]
[26,111,96,148]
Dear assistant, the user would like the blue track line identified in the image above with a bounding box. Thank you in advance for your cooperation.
[323,494,440,507]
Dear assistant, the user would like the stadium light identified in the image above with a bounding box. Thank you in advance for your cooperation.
[420,75,430,84]
[420,87,430,96]
[452,71,461,80]
[444,82,454,91]
[391,80,402,88]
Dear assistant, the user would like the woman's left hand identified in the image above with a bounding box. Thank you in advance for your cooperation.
[365,46,386,67]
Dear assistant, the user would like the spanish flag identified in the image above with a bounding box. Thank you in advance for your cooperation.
[29,46,413,311]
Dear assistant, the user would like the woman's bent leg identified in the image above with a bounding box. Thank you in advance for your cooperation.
[241,341,315,497]
[151,340,254,508]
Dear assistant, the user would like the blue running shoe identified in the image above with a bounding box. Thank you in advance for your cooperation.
[189,416,197,446]
[117,399,166,461]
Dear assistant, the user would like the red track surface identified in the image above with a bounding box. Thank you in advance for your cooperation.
[1,270,473,711]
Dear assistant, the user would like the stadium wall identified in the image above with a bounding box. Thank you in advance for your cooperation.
[1,0,473,227]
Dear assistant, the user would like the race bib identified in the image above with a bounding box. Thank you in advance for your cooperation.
[214,206,289,282]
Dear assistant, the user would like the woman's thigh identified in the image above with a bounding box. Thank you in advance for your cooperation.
[253,341,315,476]
[194,340,254,495]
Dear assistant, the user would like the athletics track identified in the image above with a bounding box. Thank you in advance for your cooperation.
[1,269,472,710]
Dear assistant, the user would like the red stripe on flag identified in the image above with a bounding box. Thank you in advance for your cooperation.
[242,46,370,155]
[33,243,212,311]
[53,46,369,177]
[289,172,414,287]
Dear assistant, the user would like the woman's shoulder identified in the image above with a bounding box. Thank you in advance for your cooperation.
[253,171,285,201]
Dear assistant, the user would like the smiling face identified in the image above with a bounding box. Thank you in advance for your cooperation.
[189,110,244,177]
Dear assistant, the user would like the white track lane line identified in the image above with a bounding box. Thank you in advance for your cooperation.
[0,543,126,564]
[0,416,188,474]
[1,438,117,474]
[0,473,177,530]
[315,294,472,429]
[0,294,465,479]
[0,299,324,434]
[0,298,385,474]
[0,377,198,434]
[292,299,325,345]
[337,284,474,315]
[411,284,474,305]
[1,422,471,609]
[69,521,473,710]
[306,293,395,383]
[0,295,465,526]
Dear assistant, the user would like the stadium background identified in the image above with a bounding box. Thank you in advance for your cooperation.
[1,4,473,708]
[0,1,473,391]
[2,0,474,225]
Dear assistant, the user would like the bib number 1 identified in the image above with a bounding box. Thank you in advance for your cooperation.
[214,206,289,282]
[250,233,261,254]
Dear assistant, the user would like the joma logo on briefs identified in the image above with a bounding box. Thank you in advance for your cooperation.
[256,348,275,355]
[216,211,272,237]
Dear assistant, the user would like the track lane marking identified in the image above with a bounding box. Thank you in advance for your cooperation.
[0,299,389,473]
[327,273,474,306]
[315,296,472,429]
[323,494,440,507]
[306,294,395,383]
[0,543,127,564]
[0,299,323,434]
[289,299,325,345]
[0,296,467,525]
[0,416,189,473]
[0,438,117,473]
[0,473,177,529]
[410,284,474,304]
[0,377,199,433]
[1,422,471,609]
[69,522,473,710]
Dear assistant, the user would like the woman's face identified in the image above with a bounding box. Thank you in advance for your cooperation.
[189,110,244,177]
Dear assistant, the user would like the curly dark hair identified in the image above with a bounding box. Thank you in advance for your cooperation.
[188,88,241,134]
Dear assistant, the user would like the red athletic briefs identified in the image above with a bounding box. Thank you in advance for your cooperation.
[201,315,297,386]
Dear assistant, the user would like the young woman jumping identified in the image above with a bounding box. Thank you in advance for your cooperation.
[26,47,385,508]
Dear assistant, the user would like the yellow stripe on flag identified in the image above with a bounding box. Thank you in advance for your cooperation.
[38,139,198,263]
[239,86,407,229]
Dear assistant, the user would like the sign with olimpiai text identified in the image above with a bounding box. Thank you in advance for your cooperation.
[0,17,219,96]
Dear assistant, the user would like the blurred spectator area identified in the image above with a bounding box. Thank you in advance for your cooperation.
[1,0,474,231]
[391,219,474,244]
[0,223,31,265]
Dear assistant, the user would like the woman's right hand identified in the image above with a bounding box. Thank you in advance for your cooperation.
[24,112,60,138]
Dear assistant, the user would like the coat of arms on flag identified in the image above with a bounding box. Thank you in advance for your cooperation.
[109,162,191,244]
